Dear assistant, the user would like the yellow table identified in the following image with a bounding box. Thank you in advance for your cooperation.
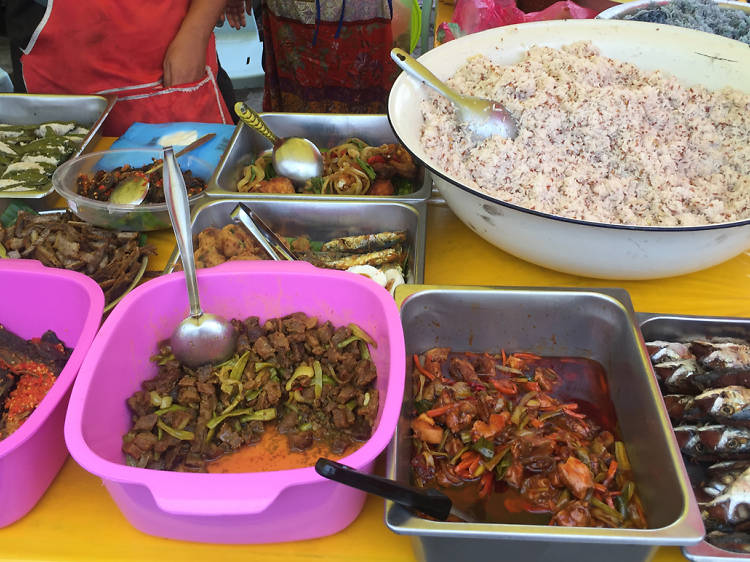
[5,122,749,558]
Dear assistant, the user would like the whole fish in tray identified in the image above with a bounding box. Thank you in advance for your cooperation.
[707,531,750,554]
[646,335,750,555]
[695,386,750,428]
[653,358,702,393]
[646,340,693,363]
[320,231,407,253]
[697,461,750,508]
[692,339,750,372]
[703,465,750,528]
[674,424,750,461]
[664,394,705,423]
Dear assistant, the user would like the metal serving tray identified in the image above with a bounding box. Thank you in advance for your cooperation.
[0,93,115,211]
[206,113,432,208]
[638,312,750,562]
[162,197,426,286]
[386,286,704,562]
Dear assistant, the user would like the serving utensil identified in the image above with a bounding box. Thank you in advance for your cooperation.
[109,133,215,205]
[315,458,476,522]
[390,47,518,141]
[230,203,301,261]
[163,147,237,367]
[234,101,324,185]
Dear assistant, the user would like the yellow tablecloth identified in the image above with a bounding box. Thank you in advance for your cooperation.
[4,138,750,561]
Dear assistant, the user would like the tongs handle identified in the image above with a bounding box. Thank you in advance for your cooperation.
[230,203,300,261]
[315,458,453,521]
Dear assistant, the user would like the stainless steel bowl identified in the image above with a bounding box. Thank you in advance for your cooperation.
[387,20,750,279]
[387,285,704,562]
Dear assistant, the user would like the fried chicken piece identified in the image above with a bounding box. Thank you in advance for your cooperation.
[257,176,295,194]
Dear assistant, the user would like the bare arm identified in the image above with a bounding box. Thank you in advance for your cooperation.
[163,0,226,87]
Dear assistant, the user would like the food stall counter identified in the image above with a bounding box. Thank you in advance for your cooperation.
[4,137,748,562]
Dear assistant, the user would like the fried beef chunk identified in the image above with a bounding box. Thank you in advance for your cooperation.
[123,313,379,472]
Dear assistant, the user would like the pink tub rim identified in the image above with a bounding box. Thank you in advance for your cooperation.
[64,260,406,517]
[0,259,104,454]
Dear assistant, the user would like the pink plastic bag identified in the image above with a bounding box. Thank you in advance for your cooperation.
[437,0,597,43]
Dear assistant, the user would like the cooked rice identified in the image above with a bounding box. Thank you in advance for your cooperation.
[419,41,750,226]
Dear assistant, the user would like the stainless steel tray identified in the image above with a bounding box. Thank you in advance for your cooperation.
[0,93,115,210]
[386,285,704,562]
[162,197,426,286]
[206,113,432,208]
[1,208,147,314]
[637,312,750,562]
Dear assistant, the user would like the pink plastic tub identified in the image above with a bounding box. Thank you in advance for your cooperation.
[0,259,104,527]
[64,261,405,543]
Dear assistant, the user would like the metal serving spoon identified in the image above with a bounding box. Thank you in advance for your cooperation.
[390,47,518,141]
[109,133,216,206]
[163,147,237,368]
[315,458,477,522]
[234,101,324,185]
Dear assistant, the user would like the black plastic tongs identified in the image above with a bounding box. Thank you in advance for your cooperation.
[230,202,301,261]
[315,458,476,522]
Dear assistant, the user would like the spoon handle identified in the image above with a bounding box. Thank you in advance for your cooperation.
[163,147,203,319]
[391,48,465,107]
[234,101,280,145]
[145,133,216,175]
[315,458,453,521]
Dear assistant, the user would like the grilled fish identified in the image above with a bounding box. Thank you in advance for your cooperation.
[704,466,750,526]
[653,358,701,393]
[674,425,704,458]
[645,340,693,363]
[320,231,407,253]
[692,339,750,371]
[698,425,750,460]
[701,461,750,501]
[303,246,405,270]
[705,531,750,554]
[663,394,704,423]
[695,386,750,427]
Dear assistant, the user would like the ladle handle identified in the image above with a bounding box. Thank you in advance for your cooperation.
[234,101,280,145]
[315,458,452,521]
[145,133,216,175]
[391,47,465,107]
[163,147,202,319]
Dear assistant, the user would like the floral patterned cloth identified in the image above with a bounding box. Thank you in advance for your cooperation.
[262,0,398,113]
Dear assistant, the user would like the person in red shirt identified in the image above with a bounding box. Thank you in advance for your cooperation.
[9,0,234,136]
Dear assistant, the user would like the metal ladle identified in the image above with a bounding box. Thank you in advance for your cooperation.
[163,147,237,368]
[109,133,216,206]
[234,101,324,185]
[390,47,519,141]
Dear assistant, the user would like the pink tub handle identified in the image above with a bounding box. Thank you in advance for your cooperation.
[148,479,285,516]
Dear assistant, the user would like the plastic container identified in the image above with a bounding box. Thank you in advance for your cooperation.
[52,148,211,231]
[0,259,104,527]
[64,260,405,543]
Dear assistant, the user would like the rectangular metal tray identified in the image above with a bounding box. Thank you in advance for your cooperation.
[206,113,432,208]
[0,93,115,210]
[386,285,704,562]
[637,311,750,562]
[162,197,426,286]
